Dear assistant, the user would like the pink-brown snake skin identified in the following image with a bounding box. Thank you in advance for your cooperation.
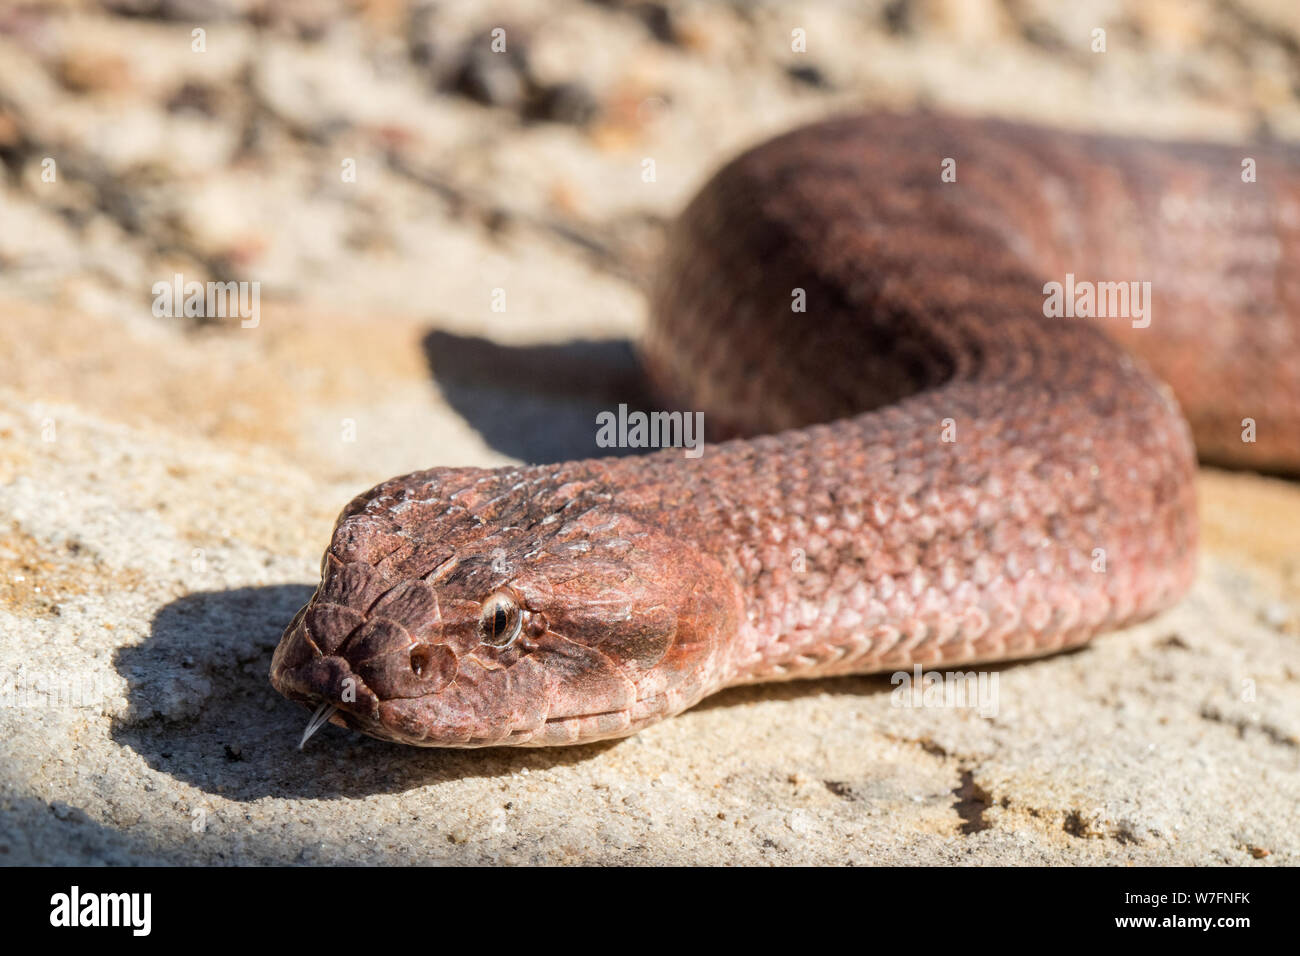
[271,112,1300,747]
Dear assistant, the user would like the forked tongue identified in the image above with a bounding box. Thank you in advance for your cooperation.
[299,702,338,749]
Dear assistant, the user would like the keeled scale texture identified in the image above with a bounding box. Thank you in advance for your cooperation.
[271,113,1299,746]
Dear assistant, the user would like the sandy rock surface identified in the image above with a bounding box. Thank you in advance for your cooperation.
[0,0,1297,864]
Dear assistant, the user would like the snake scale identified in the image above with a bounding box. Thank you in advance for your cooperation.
[271,112,1300,747]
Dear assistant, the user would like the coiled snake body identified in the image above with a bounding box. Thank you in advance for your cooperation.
[271,113,1300,747]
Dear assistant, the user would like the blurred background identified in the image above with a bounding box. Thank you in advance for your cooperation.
[3,0,1300,480]
[1,1,1298,865]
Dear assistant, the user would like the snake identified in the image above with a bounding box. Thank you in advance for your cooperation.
[270,112,1300,748]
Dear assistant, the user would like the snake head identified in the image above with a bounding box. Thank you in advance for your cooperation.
[270,465,739,747]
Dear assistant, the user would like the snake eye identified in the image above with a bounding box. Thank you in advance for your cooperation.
[478,591,522,647]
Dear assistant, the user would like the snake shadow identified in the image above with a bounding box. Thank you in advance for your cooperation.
[420,328,663,463]
[113,586,1093,803]
[108,333,669,801]
[111,585,623,802]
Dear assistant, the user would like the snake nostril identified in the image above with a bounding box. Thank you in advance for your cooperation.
[410,644,435,677]
[356,642,455,699]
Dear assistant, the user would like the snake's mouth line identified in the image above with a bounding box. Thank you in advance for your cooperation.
[544,707,632,724]
[292,672,643,747]
[297,704,636,748]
